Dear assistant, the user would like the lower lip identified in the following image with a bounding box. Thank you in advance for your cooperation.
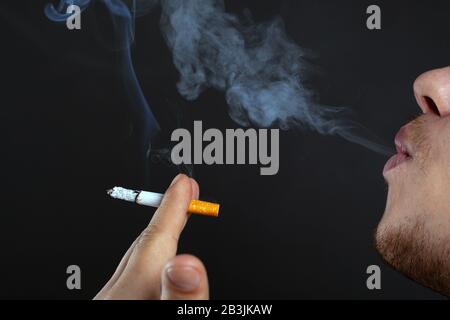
[383,153,411,174]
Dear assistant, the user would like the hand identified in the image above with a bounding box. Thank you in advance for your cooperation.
[94,174,209,300]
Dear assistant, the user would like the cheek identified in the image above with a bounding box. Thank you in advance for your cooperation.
[425,160,450,222]
[428,125,450,203]
[434,118,450,163]
[407,158,450,228]
[407,121,450,215]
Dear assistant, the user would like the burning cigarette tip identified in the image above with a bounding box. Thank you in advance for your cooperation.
[107,187,220,218]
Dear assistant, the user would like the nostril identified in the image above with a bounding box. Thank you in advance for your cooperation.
[424,96,440,116]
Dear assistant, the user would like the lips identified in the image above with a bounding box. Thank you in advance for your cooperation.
[383,126,413,174]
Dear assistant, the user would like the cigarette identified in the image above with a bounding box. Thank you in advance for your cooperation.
[107,187,220,218]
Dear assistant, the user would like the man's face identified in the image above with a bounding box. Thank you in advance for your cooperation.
[375,66,450,296]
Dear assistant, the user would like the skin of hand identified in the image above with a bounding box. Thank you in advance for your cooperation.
[94,174,209,300]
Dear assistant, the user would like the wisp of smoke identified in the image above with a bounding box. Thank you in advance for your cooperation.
[157,0,392,154]
[46,0,161,180]
[45,0,393,156]
[45,0,91,22]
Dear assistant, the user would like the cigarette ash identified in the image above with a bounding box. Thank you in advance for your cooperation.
[107,187,139,202]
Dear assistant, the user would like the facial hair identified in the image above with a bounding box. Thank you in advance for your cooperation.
[374,217,450,297]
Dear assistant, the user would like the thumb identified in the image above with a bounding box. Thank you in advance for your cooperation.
[161,254,209,300]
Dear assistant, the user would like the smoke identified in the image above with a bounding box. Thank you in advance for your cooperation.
[45,0,392,155]
[46,0,161,182]
[45,0,91,22]
[156,0,392,154]
[160,0,319,129]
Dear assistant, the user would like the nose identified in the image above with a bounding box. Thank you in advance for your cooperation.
[413,66,450,116]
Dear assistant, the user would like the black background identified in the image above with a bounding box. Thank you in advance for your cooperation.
[0,0,449,299]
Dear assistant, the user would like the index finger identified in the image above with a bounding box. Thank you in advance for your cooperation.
[147,174,199,243]
[109,174,199,299]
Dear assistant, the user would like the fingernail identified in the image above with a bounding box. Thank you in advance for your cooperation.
[170,174,184,187]
[166,266,201,292]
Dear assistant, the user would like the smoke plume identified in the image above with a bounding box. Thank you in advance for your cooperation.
[45,0,392,155]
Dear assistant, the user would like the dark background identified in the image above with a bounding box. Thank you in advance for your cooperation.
[0,0,449,299]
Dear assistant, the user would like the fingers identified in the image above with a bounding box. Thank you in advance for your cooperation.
[147,174,199,245]
[161,254,209,300]
[100,174,200,299]
[93,238,138,299]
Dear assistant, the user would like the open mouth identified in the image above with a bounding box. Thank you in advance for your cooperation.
[383,127,413,174]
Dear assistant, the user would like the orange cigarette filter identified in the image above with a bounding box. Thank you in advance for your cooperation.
[188,200,220,217]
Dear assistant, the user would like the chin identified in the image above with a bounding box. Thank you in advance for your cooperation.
[374,208,450,297]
